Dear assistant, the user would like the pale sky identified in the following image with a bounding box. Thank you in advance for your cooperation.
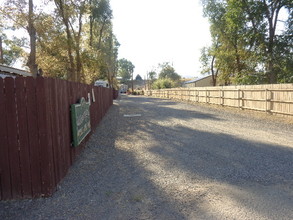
[110,0,211,79]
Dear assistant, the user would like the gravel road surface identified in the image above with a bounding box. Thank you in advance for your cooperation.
[1,95,293,220]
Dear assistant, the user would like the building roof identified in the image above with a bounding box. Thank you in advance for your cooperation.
[183,75,212,84]
[0,64,32,77]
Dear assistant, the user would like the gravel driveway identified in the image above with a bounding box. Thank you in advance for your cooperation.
[1,95,293,220]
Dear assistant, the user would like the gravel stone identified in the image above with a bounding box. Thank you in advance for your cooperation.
[1,95,293,220]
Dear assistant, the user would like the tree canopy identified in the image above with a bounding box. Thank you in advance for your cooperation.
[151,62,181,89]
[117,58,135,83]
[201,0,292,84]
[158,62,181,81]
[0,0,121,85]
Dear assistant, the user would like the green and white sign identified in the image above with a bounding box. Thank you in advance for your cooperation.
[71,97,91,147]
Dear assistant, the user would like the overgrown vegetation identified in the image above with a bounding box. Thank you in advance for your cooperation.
[151,62,181,89]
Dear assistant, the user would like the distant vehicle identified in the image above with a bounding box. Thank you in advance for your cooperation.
[94,80,109,88]
[120,84,128,93]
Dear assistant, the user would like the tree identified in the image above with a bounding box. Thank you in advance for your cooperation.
[200,46,219,86]
[0,0,119,84]
[27,0,38,77]
[0,33,24,66]
[1,0,38,76]
[151,62,181,88]
[201,0,292,84]
[54,0,88,82]
[117,58,135,82]
[148,71,156,80]
[152,78,175,89]
[146,70,157,89]
[89,0,112,49]
[158,62,181,81]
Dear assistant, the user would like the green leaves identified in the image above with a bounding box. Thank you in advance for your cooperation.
[118,58,135,82]
[158,62,181,81]
[1,0,119,84]
[151,62,181,89]
[201,0,292,84]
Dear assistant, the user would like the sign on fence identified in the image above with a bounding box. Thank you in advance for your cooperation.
[71,97,91,147]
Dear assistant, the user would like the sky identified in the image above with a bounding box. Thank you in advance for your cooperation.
[110,0,211,79]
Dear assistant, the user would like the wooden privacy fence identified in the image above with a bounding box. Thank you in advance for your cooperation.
[0,76,113,200]
[147,84,293,116]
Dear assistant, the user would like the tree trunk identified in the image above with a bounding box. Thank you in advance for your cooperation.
[75,41,82,82]
[264,1,281,84]
[211,55,217,86]
[27,0,38,77]
[75,8,84,82]
[55,0,76,81]
[0,37,3,64]
[98,19,106,49]
[89,16,93,47]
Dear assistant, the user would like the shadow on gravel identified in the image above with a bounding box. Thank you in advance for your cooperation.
[0,100,188,219]
[126,95,223,122]
[120,96,293,219]
[145,124,293,218]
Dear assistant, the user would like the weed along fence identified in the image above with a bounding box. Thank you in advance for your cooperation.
[0,76,114,200]
[147,84,293,116]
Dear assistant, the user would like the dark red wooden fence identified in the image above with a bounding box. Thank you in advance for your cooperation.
[0,77,113,200]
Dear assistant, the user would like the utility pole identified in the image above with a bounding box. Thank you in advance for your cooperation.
[131,71,134,93]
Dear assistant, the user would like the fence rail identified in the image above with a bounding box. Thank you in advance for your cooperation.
[147,84,293,116]
[0,76,114,200]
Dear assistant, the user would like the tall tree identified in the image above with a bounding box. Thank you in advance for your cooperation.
[158,62,181,81]
[1,0,38,75]
[0,0,120,84]
[201,0,292,84]
[89,0,112,48]
[27,0,38,76]
[117,58,135,83]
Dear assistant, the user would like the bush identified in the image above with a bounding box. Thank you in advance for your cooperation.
[152,78,177,89]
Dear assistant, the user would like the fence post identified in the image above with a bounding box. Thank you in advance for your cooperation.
[206,90,208,103]
[238,89,241,108]
[221,89,224,106]
[266,89,271,113]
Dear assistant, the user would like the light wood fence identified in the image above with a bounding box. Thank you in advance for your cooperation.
[146,84,293,116]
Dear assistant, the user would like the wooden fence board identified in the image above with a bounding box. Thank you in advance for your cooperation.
[46,78,57,189]
[63,80,71,169]
[26,77,42,197]
[52,79,63,182]
[148,84,293,116]
[56,79,65,178]
[0,78,11,200]
[67,80,74,165]
[59,79,70,175]
[46,78,57,186]
[1,76,114,200]
[5,78,22,199]
[36,77,55,196]
[15,78,32,198]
